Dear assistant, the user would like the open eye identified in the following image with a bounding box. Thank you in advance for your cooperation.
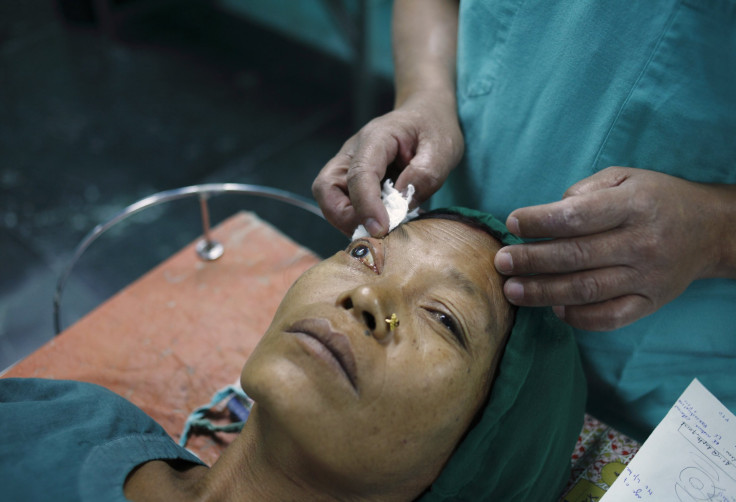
[429,309,466,349]
[348,242,376,269]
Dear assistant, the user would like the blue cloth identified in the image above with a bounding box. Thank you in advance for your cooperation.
[0,378,204,502]
[433,0,736,440]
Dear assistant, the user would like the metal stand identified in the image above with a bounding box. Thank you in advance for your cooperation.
[53,183,324,334]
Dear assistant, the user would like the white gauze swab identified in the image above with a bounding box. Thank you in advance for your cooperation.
[352,180,419,240]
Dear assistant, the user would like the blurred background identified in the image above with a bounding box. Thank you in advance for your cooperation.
[0,0,395,371]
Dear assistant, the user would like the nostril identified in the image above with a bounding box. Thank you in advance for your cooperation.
[362,311,376,331]
[340,297,353,309]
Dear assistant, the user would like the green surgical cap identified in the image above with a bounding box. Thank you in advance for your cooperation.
[417,207,586,502]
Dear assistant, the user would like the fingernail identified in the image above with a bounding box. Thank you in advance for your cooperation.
[505,280,524,303]
[553,306,565,320]
[495,250,513,274]
[507,216,520,235]
[365,218,384,237]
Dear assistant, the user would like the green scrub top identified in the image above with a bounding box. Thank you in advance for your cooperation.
[433,0,736,440]
[0,379,204,501]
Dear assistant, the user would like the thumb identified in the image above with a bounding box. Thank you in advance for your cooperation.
[347,170,390,237]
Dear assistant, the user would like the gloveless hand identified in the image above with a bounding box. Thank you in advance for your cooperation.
[494,166,736,331]
[312,91,463,237]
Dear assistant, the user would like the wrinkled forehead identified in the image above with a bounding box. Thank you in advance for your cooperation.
[390,218,506,308]
[391,217,504,263]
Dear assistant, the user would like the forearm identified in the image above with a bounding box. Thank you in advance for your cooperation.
[392,0,459,107]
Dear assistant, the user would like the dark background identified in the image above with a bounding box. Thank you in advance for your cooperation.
[0,0,393,370]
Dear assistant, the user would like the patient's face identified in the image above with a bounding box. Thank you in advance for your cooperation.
[241,218,509,498]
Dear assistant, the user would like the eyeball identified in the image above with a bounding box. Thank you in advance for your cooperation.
[349,243,376,269]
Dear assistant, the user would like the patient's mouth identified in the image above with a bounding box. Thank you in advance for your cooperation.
[286,318,359,391]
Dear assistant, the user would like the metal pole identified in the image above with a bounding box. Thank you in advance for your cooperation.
[53,183,324,334]
[195,193,224,261]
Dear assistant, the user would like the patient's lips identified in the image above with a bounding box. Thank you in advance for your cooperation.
[286,318,359,391]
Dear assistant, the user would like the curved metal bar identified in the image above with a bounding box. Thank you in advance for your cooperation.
[53,183,324,334]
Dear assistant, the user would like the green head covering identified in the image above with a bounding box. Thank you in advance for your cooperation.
[416,207,586,502]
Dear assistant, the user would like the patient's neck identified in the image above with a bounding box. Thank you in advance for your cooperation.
[199,405,349,502]
[125,405,347,502]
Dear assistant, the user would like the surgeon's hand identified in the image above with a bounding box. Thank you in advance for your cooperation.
[312,90,463,237]
[494,166,736,331]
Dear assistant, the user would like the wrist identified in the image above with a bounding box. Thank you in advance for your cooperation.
[394,85,457,111]
[699,183,736,279]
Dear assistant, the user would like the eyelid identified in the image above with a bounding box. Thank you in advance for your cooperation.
[425,306,468,350]
[345,239,381,273]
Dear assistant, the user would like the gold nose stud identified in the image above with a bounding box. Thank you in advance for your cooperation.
[385,313,400,331]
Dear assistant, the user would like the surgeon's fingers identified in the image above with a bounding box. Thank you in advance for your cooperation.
[395,164,444,209]
[312,148,359,235]
[313,127,396,236]
[344,143,396,237]
[563,165,632,198]
[311,182,357,237]
[494,229,635,276]
[553,295,655,332]
[314,94,463,236]
[507,188,630,239]
[503,266,645,307]
[394,138,460,209]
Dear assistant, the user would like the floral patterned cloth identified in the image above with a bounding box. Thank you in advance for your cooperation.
[560,414,641,501]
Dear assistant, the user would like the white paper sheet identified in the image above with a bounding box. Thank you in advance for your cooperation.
[601,379,736,502]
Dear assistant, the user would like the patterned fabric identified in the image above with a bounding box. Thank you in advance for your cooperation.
[561,414,641,501]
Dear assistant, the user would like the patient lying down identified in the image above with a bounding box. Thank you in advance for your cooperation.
[0,208,585,502]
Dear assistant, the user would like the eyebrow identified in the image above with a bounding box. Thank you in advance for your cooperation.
[449,268,483,299]
[389,224,410,242]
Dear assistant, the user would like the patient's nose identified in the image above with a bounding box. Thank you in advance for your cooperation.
[337,286,393,342]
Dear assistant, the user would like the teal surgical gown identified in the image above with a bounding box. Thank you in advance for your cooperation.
[433,0,736,440]
[0,379,204,501]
